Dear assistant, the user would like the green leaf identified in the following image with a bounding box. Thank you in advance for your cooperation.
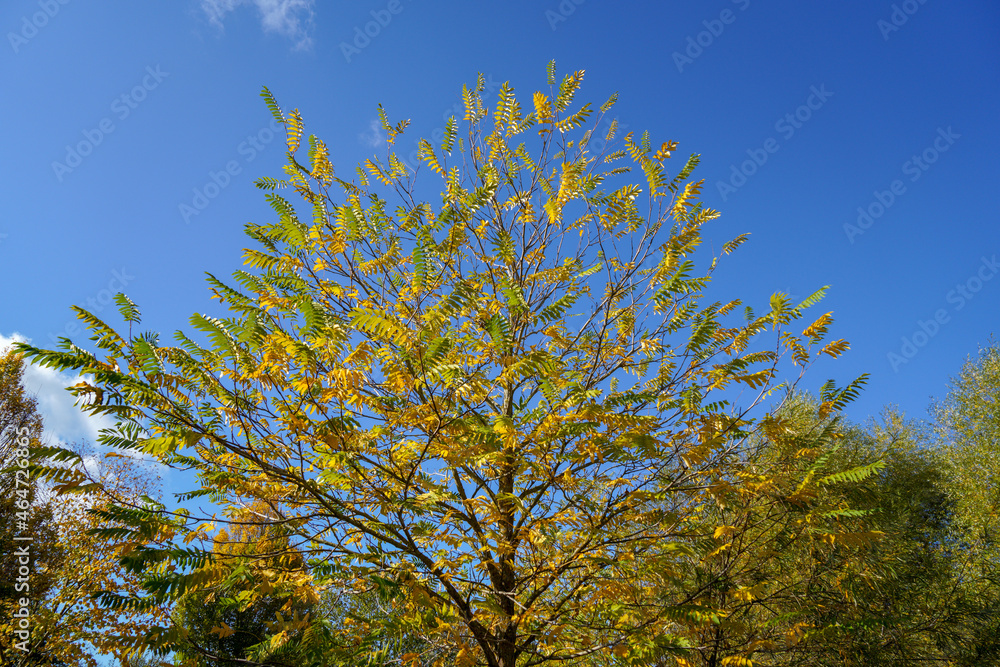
[260,86,285,126]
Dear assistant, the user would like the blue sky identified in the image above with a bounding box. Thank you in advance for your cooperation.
[1,0,998,459]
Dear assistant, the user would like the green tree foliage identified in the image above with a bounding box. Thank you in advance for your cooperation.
[734,399,1000,666]
[929,343,1000,664]
[312,571,442,666]
[0,349,44,461]
[655,393,888,666]
[934,343,1000,542]
[15,64,875,667]
[171,502,316,666]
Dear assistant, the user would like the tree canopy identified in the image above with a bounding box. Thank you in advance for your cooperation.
[13,64,950,667]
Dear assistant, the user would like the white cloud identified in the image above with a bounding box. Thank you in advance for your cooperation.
[359,119,384,149]
[201,0,315,50]
[1,333,114,447]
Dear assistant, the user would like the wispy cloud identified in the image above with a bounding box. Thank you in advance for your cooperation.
[359,119,384,149]
[201,0,315,50]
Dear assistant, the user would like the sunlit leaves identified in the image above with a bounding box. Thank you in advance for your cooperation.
[7,63,867,667]
[533,91,553,126]
[285,109,304,153]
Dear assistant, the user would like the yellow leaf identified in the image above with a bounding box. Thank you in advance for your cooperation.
[713,525,736,540]
[533,92,552,123]
[820,338,850,358]
[802,312,833,341]
[672,179,702,218]
[785,621,812,646]
[494,418,513,436]
[455,646,477,667]
[210,622,235,638]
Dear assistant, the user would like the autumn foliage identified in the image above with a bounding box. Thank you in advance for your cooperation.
[11,64,953,666]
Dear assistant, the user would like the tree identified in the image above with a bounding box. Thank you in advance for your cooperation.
[929,343,1000,664]
[16,63,870,667]
[934,343,1000,545]
[4,440,169,667]
[117,653,169,667]
[0,349,65,666]
[0,349,44,465]
[650,392,888,666]
[171,502,317,666]
[717,397,1000,666]
[312,574,438,666]
[0,350,168,666]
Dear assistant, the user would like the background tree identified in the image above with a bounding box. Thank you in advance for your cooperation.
[170,501,317,667]
[0,349,168,666]
[0,349,44,464]
[0,349,65,666]
[929,343,1000,663]
[117,653,169,667]
[722,397,1000,666]
[16,63,870,667]
[11,442,169,667]
[933,343,1000,550]
[311,568,444,666]
[652,391,887,667]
